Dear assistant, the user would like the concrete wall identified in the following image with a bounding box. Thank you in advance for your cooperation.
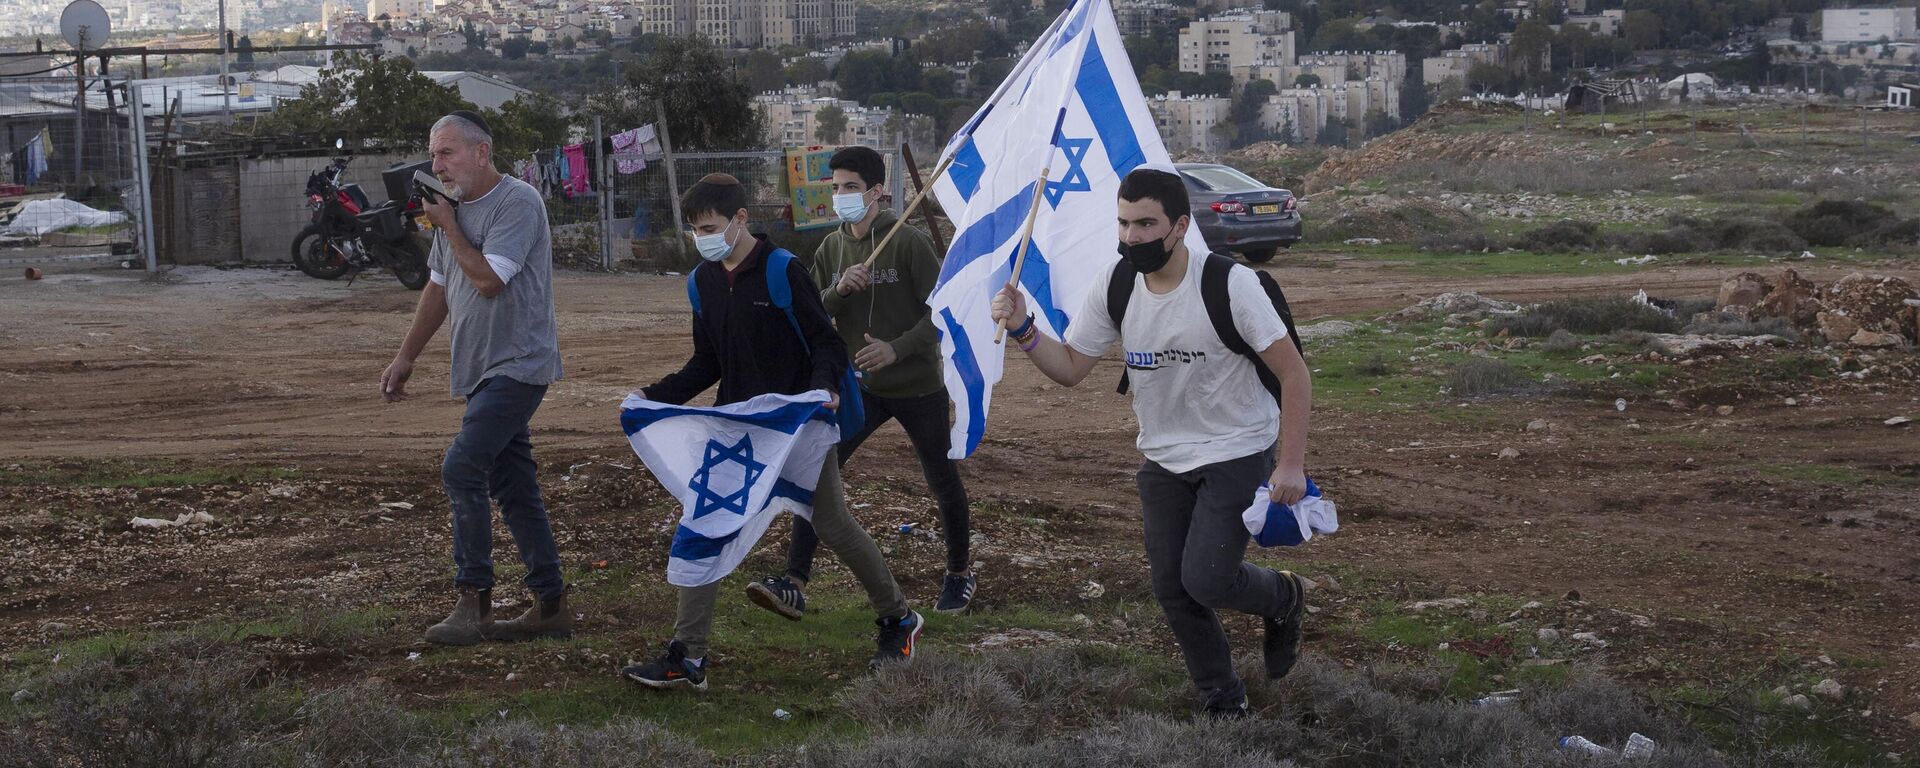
[232,152,414,264]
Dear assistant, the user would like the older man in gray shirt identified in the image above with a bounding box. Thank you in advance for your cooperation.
[380,110,570,645]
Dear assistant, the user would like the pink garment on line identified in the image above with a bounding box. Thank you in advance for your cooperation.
[562,144,589,197]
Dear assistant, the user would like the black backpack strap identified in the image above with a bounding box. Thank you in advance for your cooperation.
[1199,253,1286,402]
[1107,260,1138,395]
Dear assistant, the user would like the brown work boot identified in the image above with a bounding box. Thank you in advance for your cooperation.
[424,586,492,646]
[485,587,573,642]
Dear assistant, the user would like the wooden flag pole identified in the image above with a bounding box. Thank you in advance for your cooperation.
[994,168,1053,345]
[861,135,971,270]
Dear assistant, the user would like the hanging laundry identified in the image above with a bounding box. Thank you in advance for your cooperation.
[610,126,647,174]
[562,144,589,197]
[24,133,47,186]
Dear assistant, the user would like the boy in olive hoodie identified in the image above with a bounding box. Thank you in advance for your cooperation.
[744,146,978,616]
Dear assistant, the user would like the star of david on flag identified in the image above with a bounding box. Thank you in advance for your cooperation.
[926,0,1210,459]
[620,391,839,587]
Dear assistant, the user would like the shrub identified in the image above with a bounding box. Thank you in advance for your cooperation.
[1485,312,1563,338]
[1447,359,1530,397]
[1355,352,1395,376]
[1785,199,1899,247]
[1539,328,1582,353]
[1512,220,1601,253]
[1617,227,1711,255]
[1683,314,1800,342]
[1531,297,1682,335]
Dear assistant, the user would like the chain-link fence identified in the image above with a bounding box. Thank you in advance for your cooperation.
[603,147,908,273]
[0,75,140,265]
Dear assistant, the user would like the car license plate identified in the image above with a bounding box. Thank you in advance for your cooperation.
[1252,204,1280,214]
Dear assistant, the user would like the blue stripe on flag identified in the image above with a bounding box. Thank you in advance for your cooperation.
[1045,0,1095,57]
[670,524,736,561]
[939,308,988,456]
[947,139,986,203]
[982,242,1069,336]
[1075,37,1146,174]
[619,400,826,437]
[936,181,1038,288]
[766,477,814,508]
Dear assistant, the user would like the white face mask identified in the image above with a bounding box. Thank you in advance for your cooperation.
[832,191,873,223]
[693,219,737,262]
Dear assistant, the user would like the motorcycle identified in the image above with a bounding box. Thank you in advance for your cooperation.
[290,139,432,290]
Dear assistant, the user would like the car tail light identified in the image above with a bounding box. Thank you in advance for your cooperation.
[1283,197,1297,211]
[1211,200,1247,214]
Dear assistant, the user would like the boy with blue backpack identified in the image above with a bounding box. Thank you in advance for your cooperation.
[624,173,923,690]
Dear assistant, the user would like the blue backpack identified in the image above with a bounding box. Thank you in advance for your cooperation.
[686,248,865,438]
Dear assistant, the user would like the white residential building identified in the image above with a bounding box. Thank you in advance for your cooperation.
[1178,8,1295,76]
[1422,42,1509,85]
[633,0,853,46]
[1148,90,1232,155]
[1561,9,1624,37]
[1820,7,1918,42]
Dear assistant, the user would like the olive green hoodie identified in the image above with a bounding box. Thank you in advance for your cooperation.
[811,208,944,400]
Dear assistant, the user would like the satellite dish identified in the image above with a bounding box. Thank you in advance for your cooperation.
[60,0,111,52]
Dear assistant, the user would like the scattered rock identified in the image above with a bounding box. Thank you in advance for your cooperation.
[1571,631,1608,648]
[1079,581,1105,600]
[1498,447,1521,460]
[1563,589,1582,602]
[1297,320,1361,342]
[1717,271,1772,310]
[1715,405,1736,417]
[1313,574,1343,594]
[1755,268,1824,327]
[1784,694,1813,711]
[1907,712,1920,731]
[1848,330,1909,349]
[1888,417,1913,427]
[1645,333,1788,357]
[38,621,70,634]
[11,690,30,704]
[1408,598,1471,612]
[1537,628,1562,642]
[1380,292,1518,323]
[1526,419,1550,432]
[1344,237,1383,246]
[1824,273,1918,344]
[1813,679,1845,700]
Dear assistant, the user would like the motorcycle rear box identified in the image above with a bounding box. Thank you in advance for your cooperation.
[382,160,433,204]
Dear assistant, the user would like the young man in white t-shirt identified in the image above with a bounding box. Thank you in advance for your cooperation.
[991,167,1313,716]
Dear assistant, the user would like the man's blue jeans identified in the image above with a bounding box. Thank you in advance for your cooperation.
[444,376,564,600]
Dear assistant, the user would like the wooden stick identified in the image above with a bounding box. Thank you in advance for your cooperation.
[994,168,1052,345]
[861,136,970,269]
[901,143,947,257]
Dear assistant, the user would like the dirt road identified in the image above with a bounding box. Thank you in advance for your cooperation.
[3,258,1918,745]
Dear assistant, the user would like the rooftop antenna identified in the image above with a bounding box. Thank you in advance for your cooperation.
[60,0,110,186]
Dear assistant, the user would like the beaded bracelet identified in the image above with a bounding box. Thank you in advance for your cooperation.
[1008,313,1035,340]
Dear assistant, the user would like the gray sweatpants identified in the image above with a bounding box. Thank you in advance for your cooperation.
[674,456,907,658]
[1137,447,1289,708]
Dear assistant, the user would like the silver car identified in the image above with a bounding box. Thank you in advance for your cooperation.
[1176,163,1302,263]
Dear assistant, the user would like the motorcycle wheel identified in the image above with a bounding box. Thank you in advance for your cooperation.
[291,225,351,280]
[392,240,430,291]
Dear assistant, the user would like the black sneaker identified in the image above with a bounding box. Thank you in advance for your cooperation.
[623,640,708,691]
[934,571,976,614]
[1263,570,1308,680]
[1205,696,1250,720]
[745,575,807,621]
[870,610,923,667]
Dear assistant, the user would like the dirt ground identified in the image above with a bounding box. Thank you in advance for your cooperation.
[3,258,1919,747]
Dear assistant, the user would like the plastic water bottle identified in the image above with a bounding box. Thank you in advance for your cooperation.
[1559,736,1618,756]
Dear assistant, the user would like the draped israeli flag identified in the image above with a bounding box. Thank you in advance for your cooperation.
[619,391,839,588]
[927,0,1209,459]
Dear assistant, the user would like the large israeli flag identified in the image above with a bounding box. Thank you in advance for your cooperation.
[619,391,839,588]
[928,0,1208,459]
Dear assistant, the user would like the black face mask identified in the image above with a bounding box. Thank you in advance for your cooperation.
[1118,231,1176,273]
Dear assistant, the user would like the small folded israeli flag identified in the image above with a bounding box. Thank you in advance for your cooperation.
[620,390,839,587]
[1242,478,1339,547]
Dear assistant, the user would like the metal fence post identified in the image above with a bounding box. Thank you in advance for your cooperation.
[654,100,684,263]
[127,82,158,272]
[593,115,611,270]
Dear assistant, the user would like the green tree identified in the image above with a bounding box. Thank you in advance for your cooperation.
[502,37,530,59]
[529,41,549,56]
[1623,10,1663,50]
[1467,61,1511,94]
[899,91,940,116]
[236,35,255,70]
[1789,16,1807,41]
[1317,115,1352,147]
[815,104,848,144]
[461,22,483,50]
[1363,109,1398,139]
[745,49,786,93]
[1226,79,1278,149]
[1400,77,1430,122]
[1510,19,1552,76]
[587,34,763,151]
[785,57,830,86]
[835,49,921,104]
[484,91,578,163]
[250,52,474,151]
[1294,73,1322,88]
[922,67,959,99]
